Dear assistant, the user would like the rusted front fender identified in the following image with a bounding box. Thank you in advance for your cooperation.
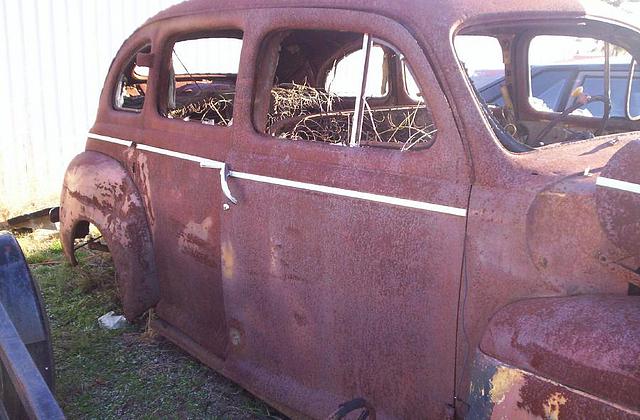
[466,352,640,419]
[59,151,159,319]
[466,295,640,418]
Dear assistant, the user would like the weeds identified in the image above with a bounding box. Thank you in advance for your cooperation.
[16,233,280,420]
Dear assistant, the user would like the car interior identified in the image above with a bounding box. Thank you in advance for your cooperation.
[255,29,436,151]
[116,23,640,154]
[455,21,640,152]
[152,29,438,151]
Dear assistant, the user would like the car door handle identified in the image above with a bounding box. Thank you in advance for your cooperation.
[219,162,238,205]
[200,161,238,205]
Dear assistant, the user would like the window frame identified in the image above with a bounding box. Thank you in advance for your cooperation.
[454,18,640,155]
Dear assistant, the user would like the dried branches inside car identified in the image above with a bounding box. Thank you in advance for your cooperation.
[168,95,234,125]
[268,83,341,130]
[277,102,437,151]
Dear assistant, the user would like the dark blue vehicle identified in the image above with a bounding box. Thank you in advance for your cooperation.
[480,63,640,118]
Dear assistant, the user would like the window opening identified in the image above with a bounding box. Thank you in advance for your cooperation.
[325,44,388,98]
[115,46,151,112]
[165,35,243,126]
[455,31,640,151]
[256,30,437,151]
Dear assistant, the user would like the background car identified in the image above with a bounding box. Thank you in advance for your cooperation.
[479,62,640,117]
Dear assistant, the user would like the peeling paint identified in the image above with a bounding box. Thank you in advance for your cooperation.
[490,366,524,405]
[543,392,567,420]
[469,352,640,419]
[177,217,218,267]
[60,151,159,319]
[221,241,234,280]
[183,218,213,242]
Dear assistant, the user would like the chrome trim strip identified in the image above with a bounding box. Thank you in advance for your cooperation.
[136,144,225,169]
[87,133,133,148]
[229,170,467,217]
[87,133,225,168]
[88,132,468,217]
[596,176,640,195]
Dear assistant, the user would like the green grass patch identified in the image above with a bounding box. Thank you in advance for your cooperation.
[17,233,281,420]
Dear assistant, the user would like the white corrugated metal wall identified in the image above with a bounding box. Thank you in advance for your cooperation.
[0,0,182,220]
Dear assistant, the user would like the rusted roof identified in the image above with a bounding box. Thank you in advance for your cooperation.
[144,0,633,33]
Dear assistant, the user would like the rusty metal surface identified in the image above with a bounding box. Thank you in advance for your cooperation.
[468,351,640,419]
[480,295,640,412]
[59,151,159,320]
[135,145,231,359]
[220,153,467,417]
[596,140,640,256]
[455,132,640,416]
[56,0,640,418]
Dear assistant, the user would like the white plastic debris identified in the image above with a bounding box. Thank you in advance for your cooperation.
[98,311,129,330]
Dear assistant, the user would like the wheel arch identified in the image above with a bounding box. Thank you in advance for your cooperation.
[59,150,159,319]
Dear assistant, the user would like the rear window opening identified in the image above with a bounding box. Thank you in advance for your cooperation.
[163,32,244,126]
[455,29,640,152]
[325,44,389,98]
[115,45,151,112]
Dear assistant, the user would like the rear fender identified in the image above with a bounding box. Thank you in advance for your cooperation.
[59,151,159,319]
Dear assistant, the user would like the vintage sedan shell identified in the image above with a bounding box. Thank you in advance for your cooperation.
[59,0,640,418]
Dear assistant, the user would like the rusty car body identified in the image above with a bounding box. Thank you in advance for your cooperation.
[58,0,640,418]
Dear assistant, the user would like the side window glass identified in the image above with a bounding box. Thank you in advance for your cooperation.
[165,34,243,126]
[115,46,151,112]
[630,62,640,118]
[578,73,640,117]
[257,30,436,151]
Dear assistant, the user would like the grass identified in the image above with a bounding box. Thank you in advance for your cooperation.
[16,233,281,420]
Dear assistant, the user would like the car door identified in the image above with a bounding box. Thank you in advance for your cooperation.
[137,22,247,361]
[218,9,471,418]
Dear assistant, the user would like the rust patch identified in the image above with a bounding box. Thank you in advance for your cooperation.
[221,240,235,280]
[481,295,640,411]
[490,366,525,405]
[543,392,567,420]
[178,217,218,268]
[133,152,156,228]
